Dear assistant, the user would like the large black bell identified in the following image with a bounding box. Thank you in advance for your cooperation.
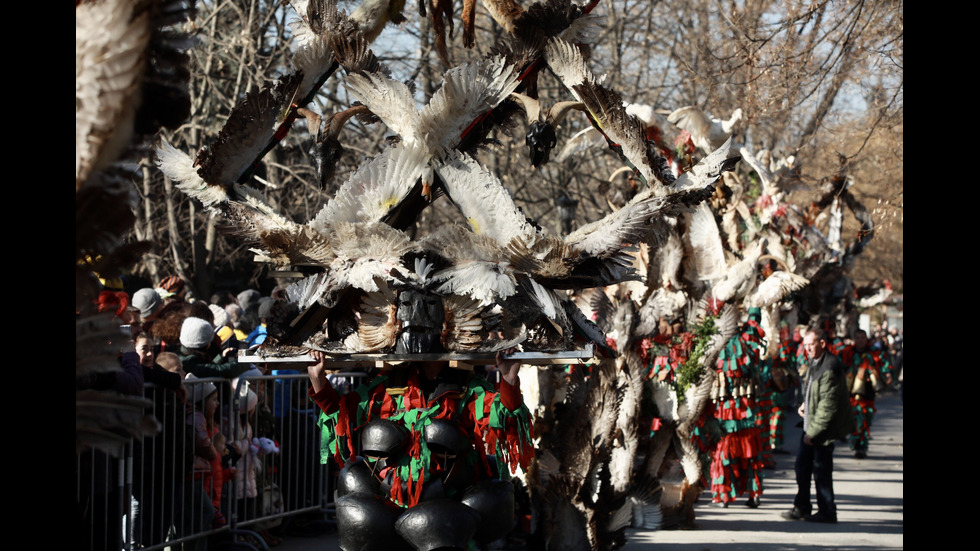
[335,492,413,551]
[461,479,516,544]
[359,419,410,458]
[423,419,472,457]
[394,498,481,551]
[335,457,383,499]
[423,419,475,492]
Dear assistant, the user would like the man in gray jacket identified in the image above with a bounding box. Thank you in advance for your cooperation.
[782,328,852,523]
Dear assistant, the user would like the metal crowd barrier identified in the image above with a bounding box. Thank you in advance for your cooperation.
[77,369,367,551]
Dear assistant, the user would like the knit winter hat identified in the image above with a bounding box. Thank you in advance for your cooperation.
[208,304,231,329]
[180,316,215,349]
[133,288,162,319]
[257,297,275,320]
[159,275,185,296]
[185,374,217,405]
[225,303,243,322]
[237,289,261,314]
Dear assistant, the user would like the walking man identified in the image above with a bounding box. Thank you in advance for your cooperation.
[782,328,852,523]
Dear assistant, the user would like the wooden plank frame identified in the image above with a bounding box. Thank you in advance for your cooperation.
[238,343,596,370]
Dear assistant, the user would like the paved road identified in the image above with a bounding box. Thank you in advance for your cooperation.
[271,389,903,550]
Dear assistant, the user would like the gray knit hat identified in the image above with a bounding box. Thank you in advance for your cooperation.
[237,289,261,315]
[180,317,215,349]
[257,297,275,320]
[133,288,162,319]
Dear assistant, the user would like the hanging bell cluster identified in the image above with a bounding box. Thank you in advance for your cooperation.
[711,371,728,403]
[711,371,759,403]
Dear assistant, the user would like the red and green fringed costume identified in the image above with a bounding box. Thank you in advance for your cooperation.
[709,313,767,505]
[753,359,777,468]
[841,346,892,454]
[310,365,534,509]
[767,338,801,451]
[641,332,693,383]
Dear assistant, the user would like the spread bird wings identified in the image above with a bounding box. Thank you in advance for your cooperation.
[312,141,429,227]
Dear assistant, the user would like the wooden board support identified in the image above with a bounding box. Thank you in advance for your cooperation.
[238,343,596,370]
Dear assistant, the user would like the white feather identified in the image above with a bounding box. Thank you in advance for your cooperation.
[312,142,428,227]
[432,261,517,306]
[344,71,421,145]
[746,271,809,308]
[156,141,229,207]
[684,202,727,282]
[434,151,541,245]
[418,55,520,156]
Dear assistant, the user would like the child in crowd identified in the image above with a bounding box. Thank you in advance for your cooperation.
[187,376,220,530]
[209,432,237,528]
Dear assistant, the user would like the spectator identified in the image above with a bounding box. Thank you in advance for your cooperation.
[211,290,237,309]
[131,341,188,547]
[245,298,273,347]
[133,287,165,335]
[209,304,239,350]
[178,317,249,379]
[159,275,188,304]
[225,303,250,344]
[185,375,219,544]
[782,328,851,524]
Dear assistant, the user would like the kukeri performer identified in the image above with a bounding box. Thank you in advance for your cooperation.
[307,346,533,550]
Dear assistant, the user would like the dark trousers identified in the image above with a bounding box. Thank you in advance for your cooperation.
[793,433,836,516]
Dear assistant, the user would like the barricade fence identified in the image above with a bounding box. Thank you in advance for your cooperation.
[77,370,367,551]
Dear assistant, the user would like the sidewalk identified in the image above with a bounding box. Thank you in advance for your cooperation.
[273,389,903,550]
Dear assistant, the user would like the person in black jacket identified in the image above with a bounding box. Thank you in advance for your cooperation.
[782,328,852,524]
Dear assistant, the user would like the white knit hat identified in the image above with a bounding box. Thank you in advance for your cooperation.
[185,374,217,405]
[180,317,215,349]
[208,304,231,329]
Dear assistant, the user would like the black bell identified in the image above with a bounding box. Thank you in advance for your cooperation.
[335,457,383,499]
[461,479,516,543]
[335,492,413,551]
[394,498,481,551]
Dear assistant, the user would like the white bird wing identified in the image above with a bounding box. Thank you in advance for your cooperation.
[684,202,728,282]
[344,69,421,143]
[672,137,738,193]
[156,141,229,208]
[312,142,428,227]
[222,193,336,268]
[739,146,776,196]
[667,106,710,143]
[285,0,347,102]
[558,12,605,44]
[418,54,520,156]
[711,239,767,302]
[545,38,663,189]
[567,160,727,258]
[564,188,662,256]
[432,261,518,306]
[433,150,541,246]
[746,271,809,309]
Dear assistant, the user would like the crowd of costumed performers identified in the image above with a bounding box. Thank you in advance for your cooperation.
[709,306,768,508]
